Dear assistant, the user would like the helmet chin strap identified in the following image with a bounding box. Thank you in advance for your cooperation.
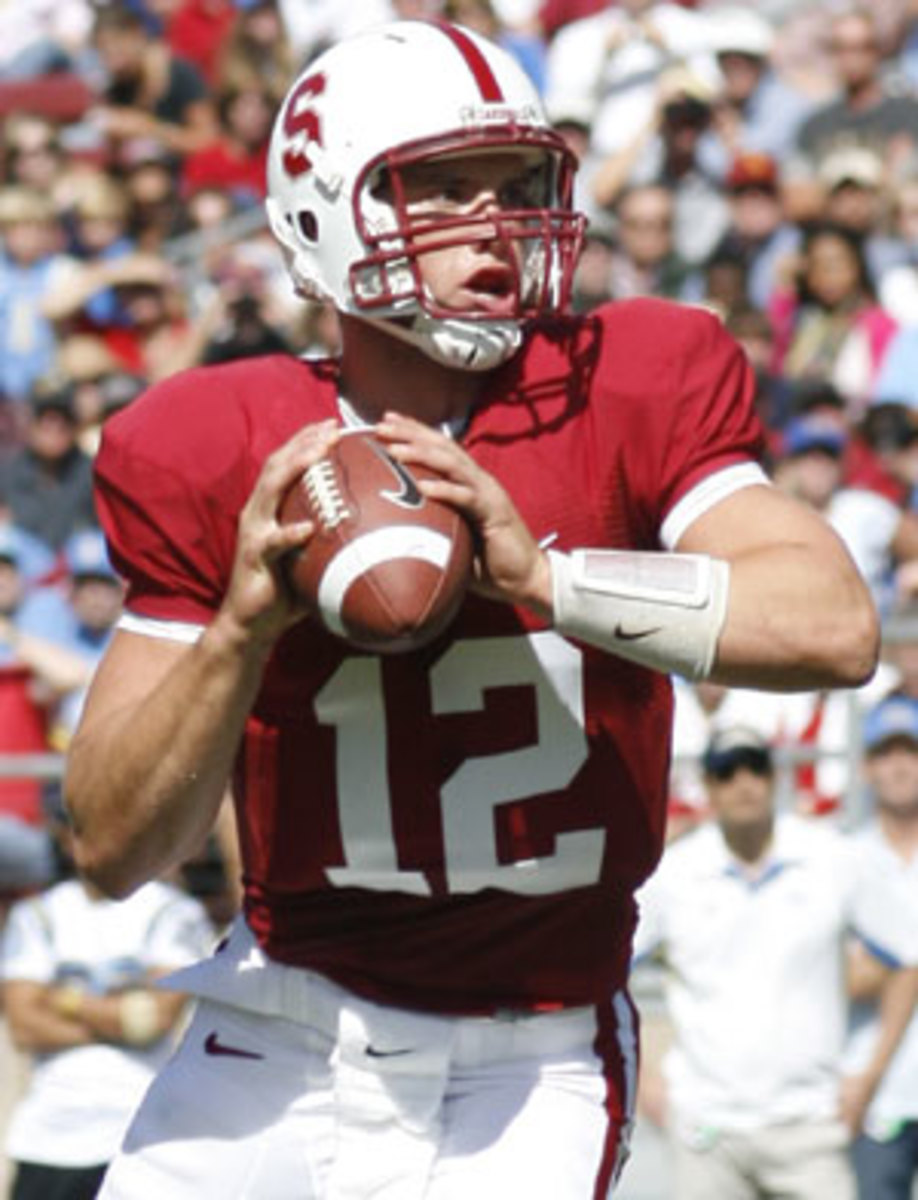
[368,310,523,372]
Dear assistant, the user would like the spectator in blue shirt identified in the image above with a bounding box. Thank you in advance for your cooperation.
[52,530,124,747]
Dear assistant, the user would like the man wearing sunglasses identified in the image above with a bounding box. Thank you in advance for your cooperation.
[632,726,918,1200]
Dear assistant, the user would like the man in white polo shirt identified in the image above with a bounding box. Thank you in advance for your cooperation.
[632,725,918,1200]
[843,695,918,1200]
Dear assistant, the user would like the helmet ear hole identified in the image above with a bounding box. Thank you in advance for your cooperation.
[297,211,319,243]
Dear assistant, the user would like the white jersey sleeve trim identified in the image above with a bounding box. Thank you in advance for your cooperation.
[118,611,206,644]
[661,462,769,551]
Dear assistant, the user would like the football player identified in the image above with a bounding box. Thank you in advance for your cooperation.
[64,20,878,1199]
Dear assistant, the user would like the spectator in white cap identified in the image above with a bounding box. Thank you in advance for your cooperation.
[0,0,93,80]
[842,695,918,1200]
[632,723,918,1200]
[589,64,731,268]
[269,0,391,69]
[697,5,816,183]
[0,187,81,415]
[817,145,891,283]
[543,0,720,160]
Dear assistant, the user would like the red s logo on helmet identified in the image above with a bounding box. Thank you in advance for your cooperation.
[281,72,326,179]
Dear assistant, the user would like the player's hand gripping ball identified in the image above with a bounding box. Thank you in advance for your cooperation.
[280,429,474,653]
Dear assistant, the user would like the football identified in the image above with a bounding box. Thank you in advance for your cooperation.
[279,429,474,653]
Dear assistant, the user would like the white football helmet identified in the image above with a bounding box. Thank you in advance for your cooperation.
[266,20,585,370]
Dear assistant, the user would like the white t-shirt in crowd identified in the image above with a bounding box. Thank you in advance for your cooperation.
[0,878,214,1167]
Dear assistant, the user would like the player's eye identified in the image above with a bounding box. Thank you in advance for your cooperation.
[411,174,471,210]
[499,165,550,210]
[437,173,469,202]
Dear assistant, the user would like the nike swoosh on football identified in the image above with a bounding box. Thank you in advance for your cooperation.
[371,442,424,509]
[614,624,662,642]
[203,1031,265,1060]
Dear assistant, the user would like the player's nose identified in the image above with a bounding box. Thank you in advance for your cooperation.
[467,192,512,251]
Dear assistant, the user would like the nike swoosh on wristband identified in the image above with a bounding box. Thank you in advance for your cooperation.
[203,1031,265,1060]
[614,624,662,642]
[364,1045,413,1058]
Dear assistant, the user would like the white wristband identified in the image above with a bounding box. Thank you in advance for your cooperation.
[549,549,730,680]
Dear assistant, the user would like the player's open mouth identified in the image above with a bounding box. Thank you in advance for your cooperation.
[463,266,516,316]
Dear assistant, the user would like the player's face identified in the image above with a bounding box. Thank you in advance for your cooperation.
[397,149,552,317]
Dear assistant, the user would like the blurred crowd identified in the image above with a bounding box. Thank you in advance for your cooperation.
[0,1,916,1196]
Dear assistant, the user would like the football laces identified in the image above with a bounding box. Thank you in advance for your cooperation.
[305,459,351,530]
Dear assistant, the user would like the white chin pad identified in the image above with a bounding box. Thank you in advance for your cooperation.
[371,312,522,371]
[549,549,730,680]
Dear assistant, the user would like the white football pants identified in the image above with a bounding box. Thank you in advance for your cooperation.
[99,922,638,1199]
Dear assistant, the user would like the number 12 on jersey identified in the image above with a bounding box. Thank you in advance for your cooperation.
[315,632,605,897]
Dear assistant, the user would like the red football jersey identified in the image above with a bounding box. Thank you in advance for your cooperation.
[94,299,762,1014]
